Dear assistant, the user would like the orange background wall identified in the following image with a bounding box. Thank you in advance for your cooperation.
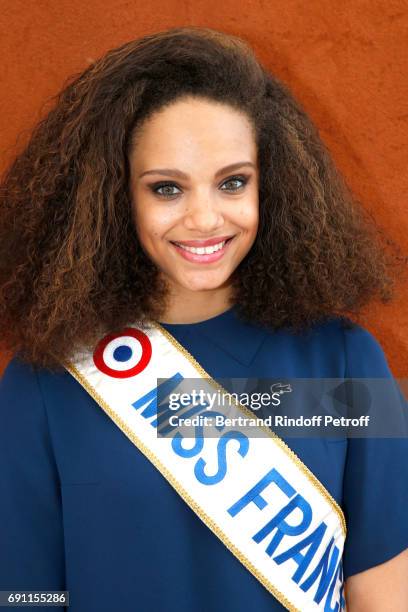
[0,0,407,377]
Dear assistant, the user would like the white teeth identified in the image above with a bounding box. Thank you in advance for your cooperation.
[175,240,227,255]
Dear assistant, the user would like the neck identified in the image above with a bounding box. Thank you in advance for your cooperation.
[159,283,234,324]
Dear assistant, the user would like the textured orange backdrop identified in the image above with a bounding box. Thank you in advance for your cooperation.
[0,0,407,376]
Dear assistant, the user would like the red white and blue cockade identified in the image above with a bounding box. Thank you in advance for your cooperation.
[93,327,152,378]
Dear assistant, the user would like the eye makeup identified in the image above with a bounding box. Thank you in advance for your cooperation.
[148,174,251,199]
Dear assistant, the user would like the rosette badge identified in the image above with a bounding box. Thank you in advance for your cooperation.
[93,328,152,378]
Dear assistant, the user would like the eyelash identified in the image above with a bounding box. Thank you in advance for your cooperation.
[149,175,250,200]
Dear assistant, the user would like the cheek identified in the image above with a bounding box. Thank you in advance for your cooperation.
[137,221,161,247]
[133,204,171,243]
[236,204,259,233]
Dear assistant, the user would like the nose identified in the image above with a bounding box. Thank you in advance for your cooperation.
[183,193,224,233]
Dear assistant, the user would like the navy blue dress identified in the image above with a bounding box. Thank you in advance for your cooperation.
[1,306,408,611]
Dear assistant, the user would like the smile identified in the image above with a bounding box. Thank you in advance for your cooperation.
[175,240,227,254]
[170,237,235,263]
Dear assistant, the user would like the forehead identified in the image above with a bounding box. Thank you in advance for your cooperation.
[129,96,257,167]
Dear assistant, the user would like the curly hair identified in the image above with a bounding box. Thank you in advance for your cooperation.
[0,26,405,372]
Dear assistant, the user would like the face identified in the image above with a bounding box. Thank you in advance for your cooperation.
[128,96,259,296]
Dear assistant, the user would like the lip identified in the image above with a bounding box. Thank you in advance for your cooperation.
[170,235,234,247]
[171,236,235,264]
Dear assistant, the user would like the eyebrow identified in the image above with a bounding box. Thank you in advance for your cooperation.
[138,161,256,180]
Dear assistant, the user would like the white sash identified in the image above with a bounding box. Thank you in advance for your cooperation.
[65,321,347,612]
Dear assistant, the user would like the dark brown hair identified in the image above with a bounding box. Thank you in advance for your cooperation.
[0,26,405,371]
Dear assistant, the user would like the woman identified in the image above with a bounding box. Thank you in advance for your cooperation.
[0,26,407,612]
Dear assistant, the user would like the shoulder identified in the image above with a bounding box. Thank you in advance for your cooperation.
[0,354,74,425]
[0,356,53,459]
[337,317,393,378]
[0,355,41,403]
[1,353,69,393]
[304,315,381,345]
[306,316,392,377]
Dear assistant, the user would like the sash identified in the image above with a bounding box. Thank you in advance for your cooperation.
[64,321,347,612]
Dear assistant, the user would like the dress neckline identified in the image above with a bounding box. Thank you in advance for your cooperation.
[158,305,236,329]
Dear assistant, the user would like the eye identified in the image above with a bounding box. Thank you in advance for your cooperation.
[148,174,249,200]
[149,182,181,199]
[220,175,249,192]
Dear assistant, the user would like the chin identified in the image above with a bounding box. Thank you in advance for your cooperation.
[183,283,224,292]
[178,276,229,292]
